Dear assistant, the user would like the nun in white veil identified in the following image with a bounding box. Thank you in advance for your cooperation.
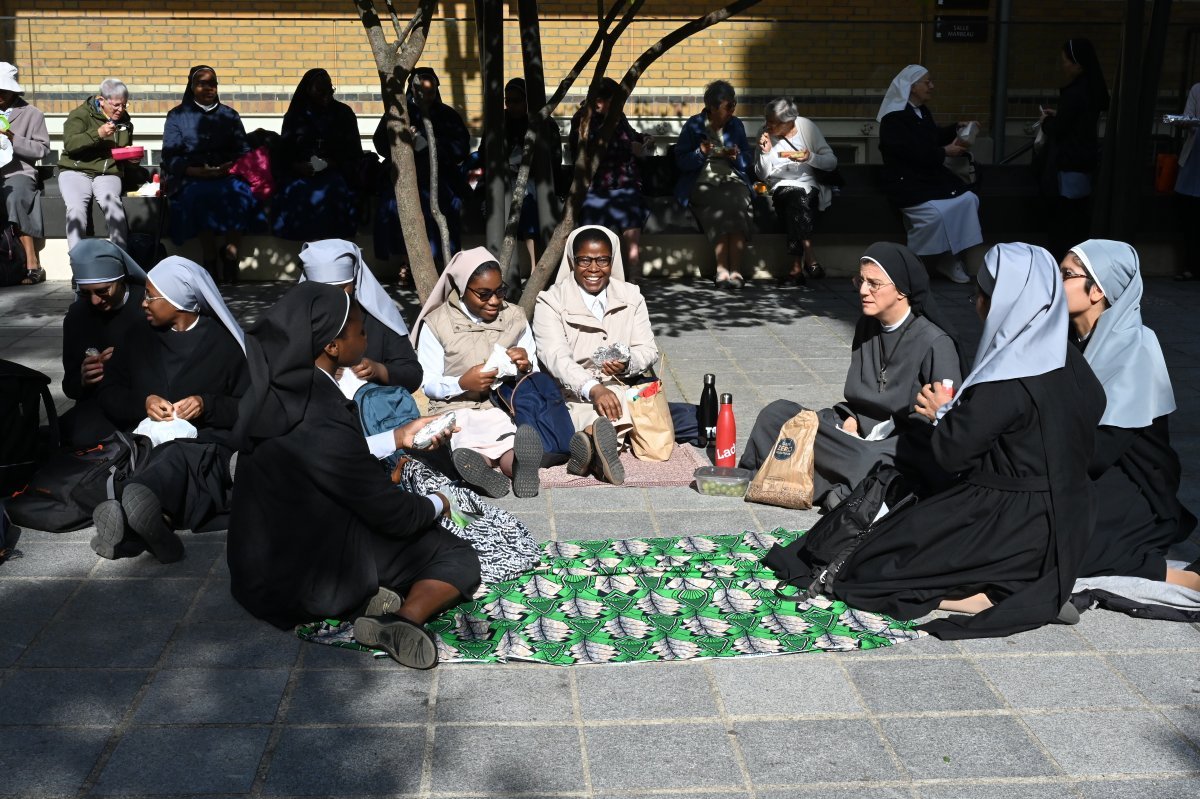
[1063,240,1199,589]
[877,64,982,284]
[299,238,422,392]
[803,243,1107,639]
[91,256,250,564]
[531,225,660,484]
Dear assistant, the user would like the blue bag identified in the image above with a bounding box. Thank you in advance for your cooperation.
[354,383,422,437]
[492,372,574,456]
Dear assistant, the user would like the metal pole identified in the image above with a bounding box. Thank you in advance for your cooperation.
[991,0,1013,163]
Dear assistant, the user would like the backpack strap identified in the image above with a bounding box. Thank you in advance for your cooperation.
[494,371,537,418]
[38,383,60,449]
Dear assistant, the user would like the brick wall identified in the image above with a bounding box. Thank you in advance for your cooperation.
[3,1,1199,129]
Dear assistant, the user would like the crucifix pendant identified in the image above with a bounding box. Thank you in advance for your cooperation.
[878,368,887,391]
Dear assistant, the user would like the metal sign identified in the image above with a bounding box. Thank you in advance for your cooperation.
[934,15,989,43]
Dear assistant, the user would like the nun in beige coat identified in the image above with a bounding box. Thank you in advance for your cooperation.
[533,225,659,484]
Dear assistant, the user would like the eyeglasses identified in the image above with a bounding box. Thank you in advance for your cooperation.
[574,256,613,268]
[1060,270,1089,282]
[80,282,121,298]
[143,294,169,303]
[468,284,508,302]
[101,98,129,110]
[851,276,894,293]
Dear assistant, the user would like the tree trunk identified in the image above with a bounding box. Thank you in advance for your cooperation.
[421,113,454,264]
[476,0,507,271]
[355,0,441,301]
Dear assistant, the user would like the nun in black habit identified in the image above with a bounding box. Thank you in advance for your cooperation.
[91,257,248,562]
[740,242,964,507]
[1063,240,1199,589]
[823,243,1107,639]
[59,240,148,447]
[227,281,479,669]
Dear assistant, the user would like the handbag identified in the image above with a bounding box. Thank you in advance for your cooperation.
[620,378,674,462]
[745,409,819,509]
[228,145,275,202]
[762,462,917,600]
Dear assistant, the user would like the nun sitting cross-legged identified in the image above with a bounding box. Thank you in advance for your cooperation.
[410,247,544,500]
[227,281,480,670]
[532,225,662,485]
[815,243,1107,639]
[59,240,148,448]
[91,257,249,563]
[1062,240,1200,590]
[299,238,422,393]
[740,242,964,509]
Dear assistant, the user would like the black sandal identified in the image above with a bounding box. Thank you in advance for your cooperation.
[19,266,45,285]
[804,262,826,279]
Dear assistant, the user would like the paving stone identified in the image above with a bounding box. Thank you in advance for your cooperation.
[759,789,907,799]
[1024,710,1200,775]
[297,641,385,669]
[163,620,299,669]
[0,668,147,725]
[186,580,256,622]
[585,723,743,790]
[736,719,901,784]
[0,542,98,577]
[1078,777,1200,798]
[430,724,584,794]
[1106,653,1200,705]
[62,578,203,622]
[653,510,760,537]
[548,485,647,512]
[287,667,432,725]
[846,659,1004,713]
[554,511,656,540]
[879,715,1057,779]
[709,657,861,716]
[955,621,1091,653]
[1074,609,1200,651]
[510,511,554,542]
[575,662,720,720]
[0,620,40,667]
[977,654,1141,709]
[0,578,80,621]
[134,668,288,724]
[1160,706,1200,746]
[0,727,112,796]
[93,727,269,795]
[263,726,426,795]
[435,665,573,722]
[22,618,175,668]
[90,541,225,579]
[917,785,1079,799]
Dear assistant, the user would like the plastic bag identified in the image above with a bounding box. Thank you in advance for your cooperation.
[133,416,198,448]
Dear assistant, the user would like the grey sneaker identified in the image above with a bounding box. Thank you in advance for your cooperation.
[452,448,510,498]
[942,259,971,284]
[90,500,127,560]
[120,483,184,564]
[361,586,404,617]
[353,613,439,669]
[511,424,543,499]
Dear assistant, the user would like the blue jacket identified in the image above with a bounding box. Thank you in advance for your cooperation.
[673,111,753,206]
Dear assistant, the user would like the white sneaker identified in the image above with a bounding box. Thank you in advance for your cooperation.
[942,260,971,284]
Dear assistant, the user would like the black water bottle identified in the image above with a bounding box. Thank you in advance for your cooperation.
[697,374,718,447]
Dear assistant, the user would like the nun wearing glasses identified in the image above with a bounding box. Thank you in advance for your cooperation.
[91,256,248,563]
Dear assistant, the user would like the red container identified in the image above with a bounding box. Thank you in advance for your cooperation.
[110,146,144,162]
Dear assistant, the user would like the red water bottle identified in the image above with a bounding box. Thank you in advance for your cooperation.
[151,172,161,197]
[715,392,736,467]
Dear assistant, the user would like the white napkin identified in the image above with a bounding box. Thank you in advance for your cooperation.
[336,368,368,400]
[483,344,518,388]
[133,415,198,447]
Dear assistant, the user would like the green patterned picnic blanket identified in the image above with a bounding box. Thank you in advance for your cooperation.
[296,528,924,664]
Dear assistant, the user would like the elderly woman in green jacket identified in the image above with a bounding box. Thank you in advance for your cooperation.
[58,78,136,253]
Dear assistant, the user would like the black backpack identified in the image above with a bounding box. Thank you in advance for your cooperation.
[5,431,151,533]
[0,359,59,495]
[763,463,917,600]
[0,224,27,286]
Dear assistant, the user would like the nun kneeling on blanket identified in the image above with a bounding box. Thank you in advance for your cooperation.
[820,243,1107,639]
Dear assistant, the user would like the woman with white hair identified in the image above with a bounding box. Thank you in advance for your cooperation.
[58,78,137,253]
[877,65,982,284]
[755,97,838,287]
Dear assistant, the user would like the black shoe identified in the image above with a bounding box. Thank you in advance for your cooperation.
[715,275,731,290]
[511,424,543,499]
[566,431,593,476]
[91,500,127,560]
[727,273,746,291]
[451,448,510,498]
[1054,601,1081,625]
[590,417,625,485]
[804,262,826,280]
[120,483,185,564]
[353,613,439,669]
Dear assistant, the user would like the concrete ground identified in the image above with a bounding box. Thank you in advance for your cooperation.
[2,274,1200,799]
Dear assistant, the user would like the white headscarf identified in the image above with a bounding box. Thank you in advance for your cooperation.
[146,256,245,353]
[555,225,627,287]
[298,239,410,338]
[938,243,1066,418]
[1070,239,1175,428]
[409,246,501,348]
[877,64,928,122]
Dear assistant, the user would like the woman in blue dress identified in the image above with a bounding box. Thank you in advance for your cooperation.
[161,65,266,283]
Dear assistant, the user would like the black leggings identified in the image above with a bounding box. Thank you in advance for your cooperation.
[772,186,820,258]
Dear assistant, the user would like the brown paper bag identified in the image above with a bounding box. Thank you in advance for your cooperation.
[626,380,674,462]
[745,409,819,509]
